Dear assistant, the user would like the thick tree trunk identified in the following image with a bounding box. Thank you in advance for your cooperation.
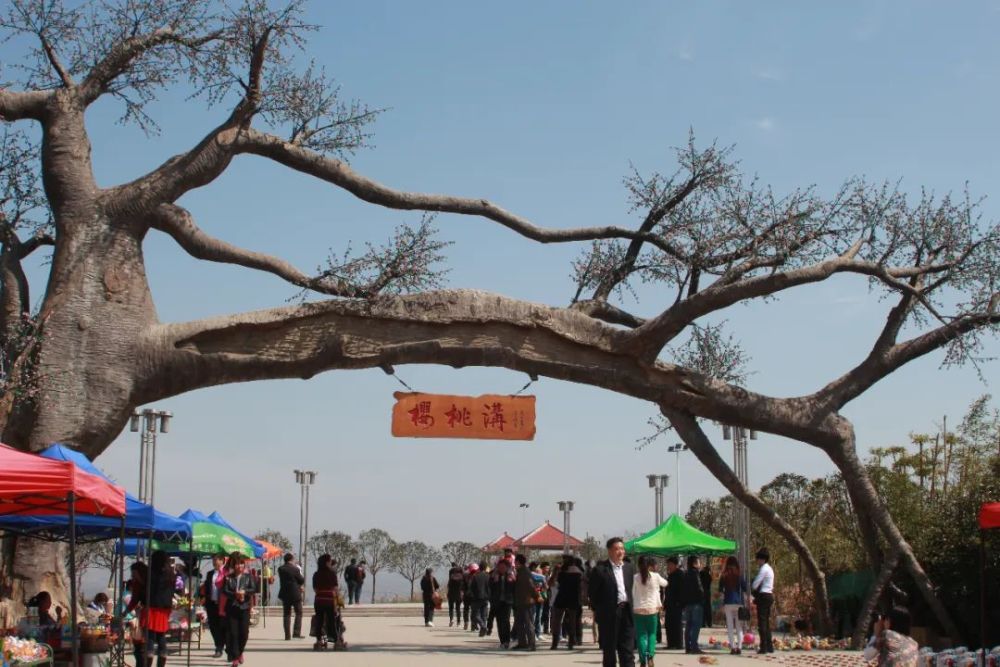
[826,427,960,641]
[663,407,834,635]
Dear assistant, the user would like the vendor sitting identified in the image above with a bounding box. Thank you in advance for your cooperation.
[88,592,109,613]
[28,591,64,628]
[84,592,111,623]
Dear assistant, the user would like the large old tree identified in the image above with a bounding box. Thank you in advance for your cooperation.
[1,0,998,640]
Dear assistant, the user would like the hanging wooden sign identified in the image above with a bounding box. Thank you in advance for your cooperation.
[391,392,536,440]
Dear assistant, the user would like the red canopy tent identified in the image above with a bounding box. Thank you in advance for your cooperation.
[0,443,126,517]
[0,443,126,667]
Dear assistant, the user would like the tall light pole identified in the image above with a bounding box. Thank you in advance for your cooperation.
[556,501,574,554]
[722,425,756,571]
[519,503,530,536]
[646,475,670,527]
[667,443,690,516]
[130,408,173,506]
[294,470,317,583]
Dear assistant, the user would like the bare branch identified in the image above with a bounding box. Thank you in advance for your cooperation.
[620,253,954,361]
[149,203,353,296]
[38,33,74,87]
[233,128,691,255]
[79,27,222,105]
[16,232,53,259]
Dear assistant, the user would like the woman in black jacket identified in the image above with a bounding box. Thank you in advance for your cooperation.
[420,568,440,627]
[222,552,256,667]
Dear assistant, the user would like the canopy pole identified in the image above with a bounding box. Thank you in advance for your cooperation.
[186,534,193,667]
[115,519,126,667]
[981,528,987,651]
[69,492,79,667]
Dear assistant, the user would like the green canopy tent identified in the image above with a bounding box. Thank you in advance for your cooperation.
[625,514,737,556]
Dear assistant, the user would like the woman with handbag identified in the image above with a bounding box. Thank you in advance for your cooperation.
[420,568,441,627]
[719,556,750,655]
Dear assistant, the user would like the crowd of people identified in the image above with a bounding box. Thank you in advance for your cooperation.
[415,539,777,667]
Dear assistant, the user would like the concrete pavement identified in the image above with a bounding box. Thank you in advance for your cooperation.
[180,607,865,667]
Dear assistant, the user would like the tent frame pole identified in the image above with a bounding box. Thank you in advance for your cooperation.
[69,492,78,667]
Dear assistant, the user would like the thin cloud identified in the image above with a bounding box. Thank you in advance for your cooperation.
[755,117,776,131]
[753,67,785,82]
[676,42,695,62]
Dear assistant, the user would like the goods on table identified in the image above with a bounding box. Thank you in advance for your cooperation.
[920,645,1000,667]
[1,636,50,664]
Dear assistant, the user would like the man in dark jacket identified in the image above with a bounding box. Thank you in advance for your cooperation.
[446,562,465,627]
[682,556,705,654]
[469,562,491,637]
[700,564,713,628]
[489,559,515,648]
[277,553,305,640]
[343,559,358,605]
[513,554,537,650]
[550,554,582,650]
[587,537,636,667]
[664,556,684,650]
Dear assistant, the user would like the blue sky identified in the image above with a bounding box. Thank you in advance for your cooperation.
[9,1,1000,595]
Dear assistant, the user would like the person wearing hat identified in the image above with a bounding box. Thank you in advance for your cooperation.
[750,548,774,654]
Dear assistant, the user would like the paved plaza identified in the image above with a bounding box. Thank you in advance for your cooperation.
[176,606,865,667]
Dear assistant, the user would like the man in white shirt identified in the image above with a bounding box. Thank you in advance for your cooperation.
[751,548,775,654]
[587,537,636,667]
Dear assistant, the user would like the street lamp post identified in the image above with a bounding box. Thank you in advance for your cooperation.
[667,444,690,516]
[519,503,530,536]
[294,470,317,583]
[723,425,756,571]
[556,501,575,554]
[646,474,670,527]
[130,409,173,506]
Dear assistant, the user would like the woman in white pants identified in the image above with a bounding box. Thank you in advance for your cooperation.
[718,556,749,655]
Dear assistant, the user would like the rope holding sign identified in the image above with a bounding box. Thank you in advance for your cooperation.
[512,373,538,396]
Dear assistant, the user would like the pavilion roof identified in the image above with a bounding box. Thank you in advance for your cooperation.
[513,521,583,550]
[483,531,516,552]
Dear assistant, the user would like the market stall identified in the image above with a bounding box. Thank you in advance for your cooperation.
[1,444,192,667]
[0,443,126,667]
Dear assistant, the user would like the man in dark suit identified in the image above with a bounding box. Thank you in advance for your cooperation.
[664,556,684,650]
[201,553,228,657]
[277,553,305,640]
[587,537,636,667]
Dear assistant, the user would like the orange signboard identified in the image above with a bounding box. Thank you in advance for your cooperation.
[391,392,536,440]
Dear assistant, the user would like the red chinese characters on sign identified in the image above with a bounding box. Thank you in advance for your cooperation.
[391,392,536,440]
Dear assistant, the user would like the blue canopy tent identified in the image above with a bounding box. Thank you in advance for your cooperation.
[0,444,191,541]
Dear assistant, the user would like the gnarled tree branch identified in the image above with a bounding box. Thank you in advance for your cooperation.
[0,89,51,122]
[149,203,355,296]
